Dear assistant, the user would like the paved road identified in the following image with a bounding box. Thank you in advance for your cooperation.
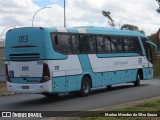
[0,79,160,113]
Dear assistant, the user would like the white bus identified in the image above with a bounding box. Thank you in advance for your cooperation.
[5,26,157,97]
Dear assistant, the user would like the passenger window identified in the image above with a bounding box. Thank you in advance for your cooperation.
[88,35,96,53]
[133,37,142,53]
[110,36,118,52]
[117,37,124,52]
[64,35,72,53]
[123,37,135,52]
[80,35,88,53]
[51,33,71,54]
[97,36,105,53]
[123,37,130,52]
[104,36,111,53]
[72,35,80,53]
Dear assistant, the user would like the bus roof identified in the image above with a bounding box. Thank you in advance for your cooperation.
[8,26,146,38]
[48,26,146,37]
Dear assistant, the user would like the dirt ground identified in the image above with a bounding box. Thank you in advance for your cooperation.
[0,81,7,92]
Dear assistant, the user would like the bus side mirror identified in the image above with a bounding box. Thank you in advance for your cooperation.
[146,41,157,53]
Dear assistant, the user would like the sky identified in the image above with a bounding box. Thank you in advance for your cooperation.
[0,0,160,39]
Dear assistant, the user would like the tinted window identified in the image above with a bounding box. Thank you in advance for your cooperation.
[97,36,105,53]
[110,36,118,52]
[88,35,96,53]
[124,37,134,52]
[51,33,71,53]
[80,35,88,53]
[117,37,124,52]
[133,37,142,53]
[51,33,143,55]
[141,37,152,62]
[104,36,111,53]
[72,35,80,53]
[141,37,148,53]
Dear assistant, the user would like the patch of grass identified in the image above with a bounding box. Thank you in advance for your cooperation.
[81,117,160,120]
[80,99,160,120]
[144,101,160,107]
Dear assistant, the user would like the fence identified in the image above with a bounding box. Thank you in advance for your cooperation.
[0,61,5,82]
[0,45,5,82]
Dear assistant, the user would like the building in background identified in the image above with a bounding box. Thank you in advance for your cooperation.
[0,40,5,81]
[0,40,5,60]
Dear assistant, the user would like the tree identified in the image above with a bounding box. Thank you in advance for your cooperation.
[121,24,145,34]
[148,33,157,43]
[156,0,160,13]
[102,10,115,28]
[148,32,160,49]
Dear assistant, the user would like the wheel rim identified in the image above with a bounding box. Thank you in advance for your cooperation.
[138,74,140,83]
[83,81,89,93]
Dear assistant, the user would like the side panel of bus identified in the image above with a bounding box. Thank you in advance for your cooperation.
[51,55,83,93]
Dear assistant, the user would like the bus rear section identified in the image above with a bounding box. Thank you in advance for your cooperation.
[5,27,52,93]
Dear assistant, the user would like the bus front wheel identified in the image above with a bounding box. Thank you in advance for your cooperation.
[134,73,141,86]
[80,76,91,97]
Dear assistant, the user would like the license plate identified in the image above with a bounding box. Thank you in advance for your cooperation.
[22,86,29,89]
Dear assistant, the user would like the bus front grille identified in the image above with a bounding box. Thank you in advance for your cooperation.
[9,53,40,60]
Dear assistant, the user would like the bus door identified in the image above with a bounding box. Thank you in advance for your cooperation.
[141,38,157,65]
[144,41,157,65]
[146,41,158,64]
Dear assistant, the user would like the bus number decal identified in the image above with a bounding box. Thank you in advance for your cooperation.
[22,66,29,71]
[54,66,59,70]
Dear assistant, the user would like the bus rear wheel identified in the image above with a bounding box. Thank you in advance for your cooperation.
[134,73,141,86]
[106,85,112,89]
[80,76,91,97]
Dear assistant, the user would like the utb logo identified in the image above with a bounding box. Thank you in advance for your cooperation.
[19,36,28,43]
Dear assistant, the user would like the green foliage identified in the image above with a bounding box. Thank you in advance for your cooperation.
[156,0,160,13]
[148,33,160,50]
[148,33,157,42]
[121,24,145,34]
[121,24,138,31]
[148,32,160,77]
[80,99,160,120]
[102,10,115,28]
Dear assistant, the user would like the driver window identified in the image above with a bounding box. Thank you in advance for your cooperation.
[141,37,153,63]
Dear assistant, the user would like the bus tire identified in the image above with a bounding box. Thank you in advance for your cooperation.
[106,85,112,89]
[134,73,141,86]
[70,91,80,97]
[80,76,91,97]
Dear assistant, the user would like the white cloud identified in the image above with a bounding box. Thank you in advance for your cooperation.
[0,0,39,38]
[0,0,160,39]
[66,0,160,35]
